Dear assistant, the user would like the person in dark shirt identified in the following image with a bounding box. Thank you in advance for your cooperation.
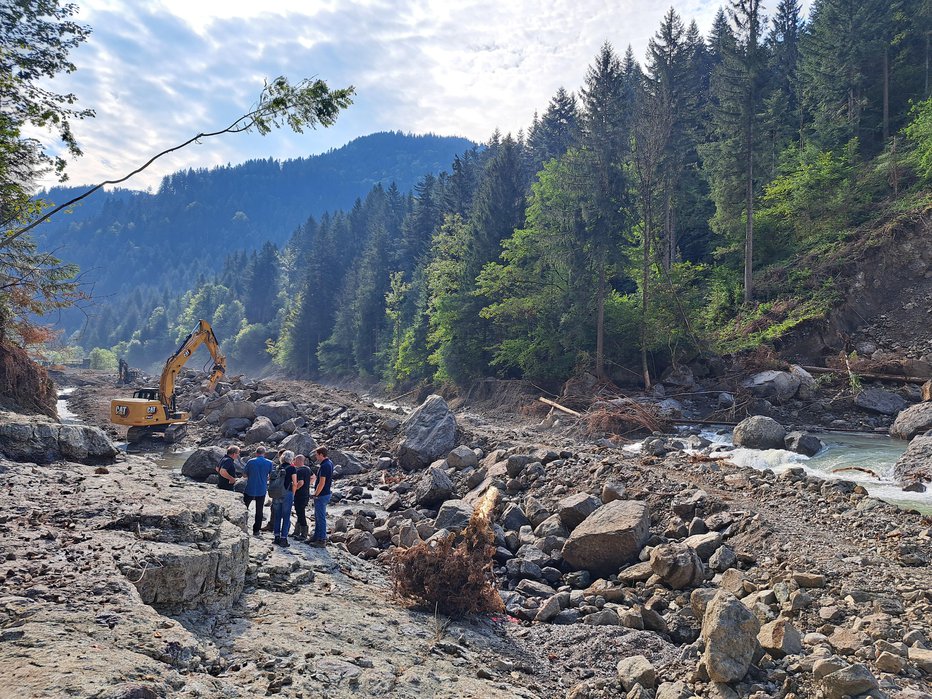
[310,446,334,547]
[216,445,240,491]
[271,450,298,547]
[243,446,274,536]
[292,454,312,541]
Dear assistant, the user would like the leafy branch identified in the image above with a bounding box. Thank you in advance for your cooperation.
[2,76,354,248]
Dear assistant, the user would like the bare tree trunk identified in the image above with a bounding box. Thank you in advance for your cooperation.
[926,31,930,97]
[641,217,652,390]
[596,266,606,380]
[744,117,755,304]
[883,46,890,143]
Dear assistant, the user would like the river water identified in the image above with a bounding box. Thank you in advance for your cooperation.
[674,428,932,515]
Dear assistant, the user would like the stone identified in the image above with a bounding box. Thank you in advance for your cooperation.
[396,395,457,470]
[742,370,801,404]
[708,545,737,572]
[784,431,825,456]
[855,387,908,415]
[821,663,878,699]
[616,655,656,691]
[254,400,298,426]
[535,592,569,622]
[331,449,366,477]
[557,492,601,530]
[446,445,478,470]
[219,399,255,421]
[758,618,803,658]
[398,522,421,548]
[561,500,650,575]
[345,531,378,555]
[534,514,570,539]
[892,435,932,488]
[0,421,119,465]
[682,532,723,561]
[414,466,454,508]
[618,561,654,584]
[875,651,906,673]
[500,503,530,531]
[790,364,817,401]
[909,646,932,673]
[524,496,550,527]
[220,417,250,437]
[244,415,275,444]
[278,431,317,458]
[792,571,825,588]
[434,500,473,532]
[649,543,705,589]
[181,446,226,481]
[655,681,691,699]
[671,489,707,520]
[582,609,619,626]
[701,590,761,684]
[891,402,932,439]
[732,415,786,450]
[601,482,625,503]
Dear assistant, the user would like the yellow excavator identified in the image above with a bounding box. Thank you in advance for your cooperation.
[111,319,226,442]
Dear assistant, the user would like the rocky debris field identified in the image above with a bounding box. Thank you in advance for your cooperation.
[1,366,931,698]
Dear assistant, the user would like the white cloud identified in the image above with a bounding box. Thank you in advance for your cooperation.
[29,0,808,191]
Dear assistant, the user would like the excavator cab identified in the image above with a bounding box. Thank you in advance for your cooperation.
[110,320,226,442]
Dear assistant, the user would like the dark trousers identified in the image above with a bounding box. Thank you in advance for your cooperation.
[243,494,265,533]
[294,496,309,534]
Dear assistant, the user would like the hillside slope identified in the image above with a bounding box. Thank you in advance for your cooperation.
[33,131,475,334]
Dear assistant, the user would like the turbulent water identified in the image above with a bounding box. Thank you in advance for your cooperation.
[700,429,931,515]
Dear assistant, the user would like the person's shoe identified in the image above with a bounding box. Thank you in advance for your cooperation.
[253,530,262,538]
[293,532,306,541]
[280,539,290,548]
[310,540,326,548]
[273,537,282,545]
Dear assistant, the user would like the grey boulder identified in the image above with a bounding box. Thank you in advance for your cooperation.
[446,445,478,470]
[181,446,226,481]
[891,402,932,439]
[278,431,317,458]
[414,466,454,508]
[434,499,474,531]
[557,492,601,530]
[784,431,825,456]
[649,542,705,589]
[854,387,908,415]
[733,415,786,450]
[561,500,650,575]
[396,395,457,470]
[701,590,761,683]
[0,421,119,465]
[255,401,298,426]
[244,416,275,444]
[742,370,801,404]
[892,434,932,487]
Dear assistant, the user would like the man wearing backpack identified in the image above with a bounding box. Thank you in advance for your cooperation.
[271,450,298,548]
[243,446,274,536]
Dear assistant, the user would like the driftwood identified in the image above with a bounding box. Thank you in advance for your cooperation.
[801,365,929,385]
[832,466,880,478]
[538,397,582,417]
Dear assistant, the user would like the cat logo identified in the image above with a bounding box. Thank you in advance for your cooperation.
[146,406,158,415]
[115,405,128,417]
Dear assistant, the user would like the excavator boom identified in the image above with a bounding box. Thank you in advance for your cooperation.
[158,319,226,412]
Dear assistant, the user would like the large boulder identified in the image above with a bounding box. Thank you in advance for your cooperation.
[649,543,705,589]
[181,446,226,481]
[789,365,817,401]
[784,431,825,456]
[0,421,118,464]
[557,492,601,530]
[396,395,457,470]
[446,445,478,470]
[892,434,932,487]
[331,449,366,477]
[742,370,801,404]
[219,399,256,421]
[244,416,275,444]
[434,500,474,531]
[220,417,251,437]
[561,500,650,575]
[255,400,298,426]
[854,387,908,415]
[758,619,803,658]
[733,415,786,450]
[278,431,317,458]
[414,466,454,508]
[701,590,761,683]
[890,402,932,439]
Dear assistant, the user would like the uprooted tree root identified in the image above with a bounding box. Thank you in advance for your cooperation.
[390,488,504,618]
[583,403,671,437]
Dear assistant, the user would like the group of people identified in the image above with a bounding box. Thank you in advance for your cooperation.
[216,444,334,549]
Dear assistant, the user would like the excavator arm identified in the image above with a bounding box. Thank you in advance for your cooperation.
[158,320,226,414]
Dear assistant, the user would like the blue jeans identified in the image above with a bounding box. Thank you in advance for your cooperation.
[272,492,294,540]
[313,494,330,542]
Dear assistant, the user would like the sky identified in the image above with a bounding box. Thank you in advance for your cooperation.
[33,0,809,192]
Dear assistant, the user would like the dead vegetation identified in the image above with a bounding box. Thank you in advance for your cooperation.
[583,402,671,437]
[390,489,503,617]
[0,341,56,417]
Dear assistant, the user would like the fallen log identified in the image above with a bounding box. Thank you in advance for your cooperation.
[832,466,880,479]
[538,397,582,417]
[800,365,929,385]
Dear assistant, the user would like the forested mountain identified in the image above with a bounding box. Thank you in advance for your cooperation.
[33,131,474,336]
[75,0,932,388]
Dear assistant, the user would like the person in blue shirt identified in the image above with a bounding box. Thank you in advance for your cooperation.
[310,446,334,547]
[272,450,298,548]
[243,446,274,536]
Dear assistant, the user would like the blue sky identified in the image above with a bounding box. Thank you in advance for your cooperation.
[35,0,809,191]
